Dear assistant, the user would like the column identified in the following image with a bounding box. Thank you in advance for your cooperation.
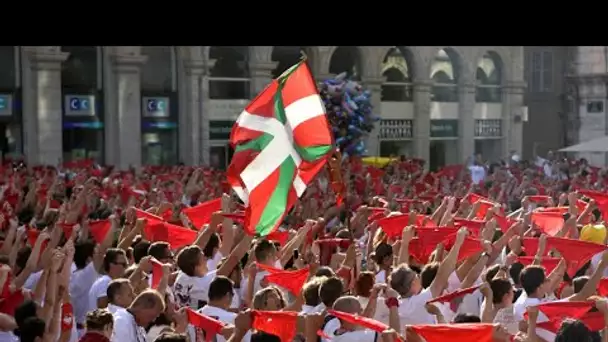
[413,80,432,165]
[200,59,216,165]
[109,53,147,169]
[21,47,68,166]
[361,77,383,156]
[501,81,526,157]
[458,82,476,163]
[179,58,205,165]
[249,61,277,98]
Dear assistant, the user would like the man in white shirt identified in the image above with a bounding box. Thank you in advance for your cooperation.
[70,240,105,335]
[106,278,135,314]
[112,290,166,342]
[88,248,129,314]
[195,276,249,342]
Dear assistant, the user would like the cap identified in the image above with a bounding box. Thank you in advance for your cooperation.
[580,224,607,244]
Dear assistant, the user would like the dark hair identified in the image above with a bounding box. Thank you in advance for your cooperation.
[453,313,481,323]
[510,262,524,286]
[373,243,393,265]
[103,248,127,272]
[107,279,130,303]
[490,278,513,304]
[420,262,439,289]
[314,266,335,278]
[302,277,325,306]
[176,245,203,277]
[253,240,276,262]
[573,276,589,294]
[203,233,220,258]
[148,242,172,261]
[251,331,280,342]
[520,266,546,296]
[208,276,234,302]
[154,332,188,342]
[74,240,97,269]
[85,309,114,331]
[14,300,38,336]
[15,246,32,274]
[18,317,45,342]
[555,318,593,342]
[132,240,151,264]
[319,277,343,307]
[355,272,375,297]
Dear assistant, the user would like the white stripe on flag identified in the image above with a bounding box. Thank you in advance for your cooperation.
[284,94,326,131]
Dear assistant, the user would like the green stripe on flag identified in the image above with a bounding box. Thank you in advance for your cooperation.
[294,144,332,162]
[273,84,287,124]
[235,133,274,153]
[255,157,296,236]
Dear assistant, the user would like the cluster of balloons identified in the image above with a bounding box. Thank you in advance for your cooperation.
[318,72,379,157]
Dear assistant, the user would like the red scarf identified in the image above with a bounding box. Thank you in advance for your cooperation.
[78,332,110,342]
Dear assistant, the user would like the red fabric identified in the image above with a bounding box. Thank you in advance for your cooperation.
[578,189,608,222]
[427,286,480,305]
[251,310,298,342]
[408,227,458,263]
[151,259,163,289]
[441,233,484,262]
[61,302,74,332]
[220,212,245,224]
[182,198,223,230]
[598,278,608,297]
[531,301,594,333]
[409,324,494,342]
[328,309,403,341]
[517,256,561,274]
[528,195,551,204]
[548,236,608,277]
[266,230,289,246]
[256,263,310,295]
[577,311,607,332]
[78,332,110,342]
[315,239,352,249]
[59,222,76,239]
[186,308,225,342]
[88,220,112,244]
[143,220,197,250]
[134,208,164,222]
[494,214,514,233]
[376,214,410,238]
[452,218,483,236]
[531,211,564,236]
[522,237,540,255]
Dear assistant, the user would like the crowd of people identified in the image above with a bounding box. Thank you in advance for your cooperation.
[0,151,607,342]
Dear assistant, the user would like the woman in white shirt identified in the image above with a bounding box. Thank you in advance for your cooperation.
[172,246,214,309]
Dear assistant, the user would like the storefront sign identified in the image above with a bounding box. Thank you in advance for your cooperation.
[430,119,459,138]
[209,120,235,140]
[0,94,12,116]
[475,119,502,138]
[65,95,96,116]
[379,119,413,140]
[142,97,170,118]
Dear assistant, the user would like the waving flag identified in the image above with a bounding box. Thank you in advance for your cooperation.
[227,59,333,236]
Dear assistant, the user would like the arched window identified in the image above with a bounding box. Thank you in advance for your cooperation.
[381,47,413,101]
[141,46,175,92]
[430,48,460,102]
[329,46,362,80]
[476,51,502,102]
[271,46,310,78]
[61,46,98,91]
[209,46,250,100]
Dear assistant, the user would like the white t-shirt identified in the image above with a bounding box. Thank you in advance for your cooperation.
[69,262,100,325]
[469,165,486,185]
[374,288,436,325]
[321,316,341,342]
[513,293,560,342]
[111,309,148,342]
[88,275,112,314]
[206,252,223,273]
[332,330,378,342]
[23,270,43,290]
[375,270,386,284]
[590,253,608,277]
[173,270,217,309]
[107,303,125,315]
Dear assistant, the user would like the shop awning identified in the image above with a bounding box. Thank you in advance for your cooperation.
[559,136,608,153]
